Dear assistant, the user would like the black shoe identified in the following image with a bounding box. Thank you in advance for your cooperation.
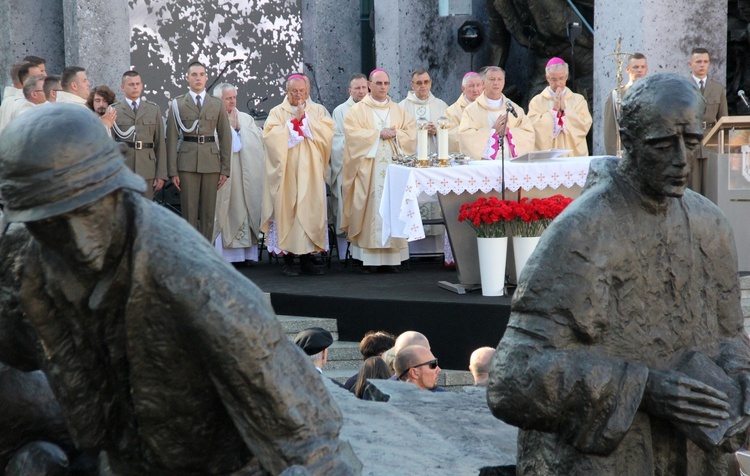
[282,266,300,277]
[300,255,324,275]
[300,262,324,275]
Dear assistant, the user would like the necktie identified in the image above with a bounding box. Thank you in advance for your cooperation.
[196,95,202,110]
[700,80,705,94]
[131,100,138,112]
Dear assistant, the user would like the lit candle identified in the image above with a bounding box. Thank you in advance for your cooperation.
[416,119,428,160]
[437,116,449,159]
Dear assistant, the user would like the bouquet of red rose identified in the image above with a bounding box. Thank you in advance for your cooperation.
[505,195,574,237]
[457,196,515,238]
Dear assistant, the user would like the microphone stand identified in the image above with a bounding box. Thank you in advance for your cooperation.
[206,60,242,94]
[498,108,511,200]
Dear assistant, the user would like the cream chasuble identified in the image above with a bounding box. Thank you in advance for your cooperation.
[399,91,448,154]
[261,98,334,255]
[214,111,265,250]
[445,94,470,154]
[342,95,416,265]
[458,93,535,160]
[527,86,592,156]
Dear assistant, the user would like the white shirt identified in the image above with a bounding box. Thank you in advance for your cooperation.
[188,90,206,107]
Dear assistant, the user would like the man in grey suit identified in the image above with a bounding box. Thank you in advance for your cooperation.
[166,61,232,241]
[112,70,168,200]
[688,47,727,194]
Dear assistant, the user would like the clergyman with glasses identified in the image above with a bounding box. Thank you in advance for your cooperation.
[341,68,416,273]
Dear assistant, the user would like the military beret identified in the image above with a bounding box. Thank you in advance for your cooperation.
[293,327,334,356]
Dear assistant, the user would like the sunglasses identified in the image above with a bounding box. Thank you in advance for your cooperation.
[398,358,438,380]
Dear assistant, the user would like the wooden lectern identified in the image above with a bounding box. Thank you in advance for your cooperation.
[702,116,750,272]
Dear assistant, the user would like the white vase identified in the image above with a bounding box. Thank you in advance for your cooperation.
[477,237,508,296]
[513,236,541,282]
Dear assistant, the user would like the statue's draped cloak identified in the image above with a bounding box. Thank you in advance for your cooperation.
[488,158,750,475]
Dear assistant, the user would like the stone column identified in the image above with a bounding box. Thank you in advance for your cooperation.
[0,0,65,92]
[593,1,727,154]
[301,0,361,111]
[374,0,490,104]
[63,0,130,90]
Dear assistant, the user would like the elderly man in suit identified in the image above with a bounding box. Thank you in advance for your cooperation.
[166,61,232,240]
[112,70,168,200]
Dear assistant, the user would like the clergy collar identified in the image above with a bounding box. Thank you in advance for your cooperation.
[547,86,567,98]
[485,94,505,109]
[405,90,433,104]
[368,95,390,106]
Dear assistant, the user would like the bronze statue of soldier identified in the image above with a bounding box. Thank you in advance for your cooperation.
[0,104,361,475]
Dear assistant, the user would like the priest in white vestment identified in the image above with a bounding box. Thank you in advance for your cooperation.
[342,68,416,272]
[445,72,484,154]
[400,68,450,259]
[330,73,369,259]
[212,83,265,264]
[261,75,334,277]
[527,57,592,157]
[459,66,535,161]
[0,62,42,133]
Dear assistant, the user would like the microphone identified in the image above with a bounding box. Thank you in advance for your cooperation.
[740,90,750,108]
[227,58,244,65]
[506,102,518,118]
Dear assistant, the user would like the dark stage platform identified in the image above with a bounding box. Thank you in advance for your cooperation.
[236,257,512,370]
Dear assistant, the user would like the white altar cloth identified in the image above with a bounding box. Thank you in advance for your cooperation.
[380,156,600,245]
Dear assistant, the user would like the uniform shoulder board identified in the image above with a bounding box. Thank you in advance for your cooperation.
[110,101,123,107]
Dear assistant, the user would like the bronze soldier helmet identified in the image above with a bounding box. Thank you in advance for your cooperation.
[0,103,146,224]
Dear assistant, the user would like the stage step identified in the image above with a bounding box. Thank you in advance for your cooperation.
[277,315,340,341]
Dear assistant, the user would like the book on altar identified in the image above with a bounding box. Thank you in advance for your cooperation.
[511,149,572,161]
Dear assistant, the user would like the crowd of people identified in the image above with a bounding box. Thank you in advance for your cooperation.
[292,326,496,399]
[0,47,727,277]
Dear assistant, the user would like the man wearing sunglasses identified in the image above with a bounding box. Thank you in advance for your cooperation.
[394,345,443,392]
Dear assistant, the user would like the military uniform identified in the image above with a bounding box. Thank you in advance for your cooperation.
[166,92,232,241]
[112,98,168,200]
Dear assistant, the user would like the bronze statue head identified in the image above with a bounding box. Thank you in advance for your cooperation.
[0,104,145,225]
[618,74,705,199]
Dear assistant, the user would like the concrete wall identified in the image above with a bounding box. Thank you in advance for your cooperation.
[0,0,65,91]
[593,0,728,154]
[372,0,491,106]
[301,0,361,110]
[0,0,129,96]
[63,0,130,91]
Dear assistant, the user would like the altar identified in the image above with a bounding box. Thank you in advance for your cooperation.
[380,156,599,293]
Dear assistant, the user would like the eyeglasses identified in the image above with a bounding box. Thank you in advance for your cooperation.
[372,81,390,86]
[398,358,438,380]
[412,80,431,86]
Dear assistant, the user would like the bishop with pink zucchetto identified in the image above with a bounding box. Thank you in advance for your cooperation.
[527,57,592,157]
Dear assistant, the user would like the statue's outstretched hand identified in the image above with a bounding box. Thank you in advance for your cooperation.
[641,369,731,428]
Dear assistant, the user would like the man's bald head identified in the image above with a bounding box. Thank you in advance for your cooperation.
[394,331,429,355]
[469,347,496,386]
